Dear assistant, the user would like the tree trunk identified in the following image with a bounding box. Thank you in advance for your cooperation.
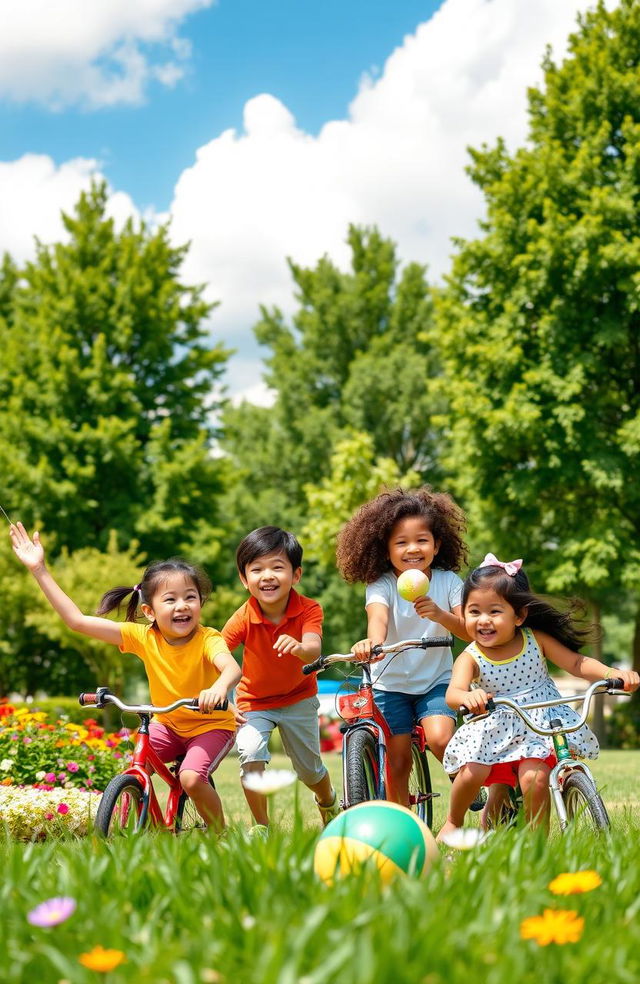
[591,601,606,746]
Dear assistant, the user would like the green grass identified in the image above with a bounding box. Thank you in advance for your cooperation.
[2,750,640,984]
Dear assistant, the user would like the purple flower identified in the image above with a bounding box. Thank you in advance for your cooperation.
[27,896,76,927]
[66,762,79,773]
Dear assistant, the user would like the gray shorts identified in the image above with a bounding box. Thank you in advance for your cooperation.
[235,695,328,786]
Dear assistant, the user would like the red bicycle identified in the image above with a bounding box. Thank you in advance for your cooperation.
[79,687,228,836]
[303,637,453,829]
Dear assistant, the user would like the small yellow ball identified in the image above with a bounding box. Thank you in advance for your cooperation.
[397,569,430,601]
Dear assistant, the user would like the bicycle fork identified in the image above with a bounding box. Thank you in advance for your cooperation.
[340,722,389,809]
[548,718,597,831]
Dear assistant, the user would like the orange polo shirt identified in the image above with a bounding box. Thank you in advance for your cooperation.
[119,622,236,737]
[221,590,323,712]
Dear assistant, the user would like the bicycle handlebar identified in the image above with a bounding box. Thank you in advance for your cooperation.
[302,636,455,676]
[78,688,229,714]
[459,678,627,736]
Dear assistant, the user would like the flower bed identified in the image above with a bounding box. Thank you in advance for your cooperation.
[0,785,101,840]
[0,702,131,839]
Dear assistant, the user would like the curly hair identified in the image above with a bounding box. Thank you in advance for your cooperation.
[462,564,593,651]
[336,486,468,584]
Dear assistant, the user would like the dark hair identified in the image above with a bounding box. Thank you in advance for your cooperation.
[462,564,592,651]
[96,558,212,623]
[336,486,468,584]
[236,526,303,575]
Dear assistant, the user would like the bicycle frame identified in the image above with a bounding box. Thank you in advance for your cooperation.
[462,678,628,830]
[119,712,183,829]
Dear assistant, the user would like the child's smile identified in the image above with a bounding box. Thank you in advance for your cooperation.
[388,515,439,578]
[143,573,202,645]
[241,550,301,614]
[464,586,525,652]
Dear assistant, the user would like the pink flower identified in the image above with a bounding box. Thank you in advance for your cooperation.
[44,772,56,783]
[27,896,76,927]
[57,803,69,815]
[23,736,33,744]
[66,762,79,773]
[105,739,116,747]
[87,755,95,761]
[44,812,54,820]
[114,751,123,759]
[57,773,66,782]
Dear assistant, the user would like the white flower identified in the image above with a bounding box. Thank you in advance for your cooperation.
[241,769,297,795]
[439,828,494,851]
[35,771,46,781]
[0,758,13,771]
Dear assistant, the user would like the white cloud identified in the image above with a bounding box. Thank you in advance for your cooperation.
[0,155,137,264]
[0,0,212,107]
[167,0,608,400]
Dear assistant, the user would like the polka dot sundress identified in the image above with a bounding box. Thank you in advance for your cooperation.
[443,627,599,775]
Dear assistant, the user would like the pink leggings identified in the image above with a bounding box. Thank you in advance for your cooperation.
[149,722,234,783]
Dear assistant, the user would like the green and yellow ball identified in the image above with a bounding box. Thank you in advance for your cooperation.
[314,801,438,885]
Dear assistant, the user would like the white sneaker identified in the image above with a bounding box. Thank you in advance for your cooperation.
[316,789,341,826]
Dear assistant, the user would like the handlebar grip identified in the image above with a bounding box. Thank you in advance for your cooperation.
[422,636,454,649]
[78,693,97,706]
[302,656,326,676]
[606,677,625,691]
[186,698,229,712]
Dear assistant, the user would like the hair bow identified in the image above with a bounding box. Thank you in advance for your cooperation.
[479,553,523,577]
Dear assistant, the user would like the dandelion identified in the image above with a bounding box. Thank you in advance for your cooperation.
[520,909,584,945]
[78,946,126,972]
[241,769,297,795]
[548,871,602,895]
[27,896,76,927]
[439,828,494,851]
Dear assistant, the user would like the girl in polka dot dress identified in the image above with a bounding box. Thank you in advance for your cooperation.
[438,554,639,840]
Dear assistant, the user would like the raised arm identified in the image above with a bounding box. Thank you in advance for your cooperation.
[10,523,123,646]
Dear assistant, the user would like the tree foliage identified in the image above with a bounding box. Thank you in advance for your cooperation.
[0,182,229,565]
[436,0,640,666]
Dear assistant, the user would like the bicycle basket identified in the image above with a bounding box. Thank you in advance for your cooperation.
[337,690,375,721]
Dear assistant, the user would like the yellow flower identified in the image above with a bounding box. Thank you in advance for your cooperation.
[520,909,584,946]
[78,946,126,972]
[548,871,602,895]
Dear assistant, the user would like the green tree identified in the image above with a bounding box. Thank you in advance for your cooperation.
[436,0,640,670]
[0,182,229,565]
[220,225,442,547]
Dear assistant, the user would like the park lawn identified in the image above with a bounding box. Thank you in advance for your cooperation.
[212,747,640,832]
[1,749,639,984]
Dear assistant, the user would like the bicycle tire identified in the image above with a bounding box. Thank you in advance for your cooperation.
[344,728,380,807]
[408,744,433,828]
[562,770,610,832]
[95,774,147,837]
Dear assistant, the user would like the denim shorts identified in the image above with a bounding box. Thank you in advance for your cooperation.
[373,683,456,736]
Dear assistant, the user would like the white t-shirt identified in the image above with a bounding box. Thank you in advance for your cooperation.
[364,569,463,694]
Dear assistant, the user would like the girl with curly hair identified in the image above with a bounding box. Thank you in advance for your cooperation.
[336,487,470,807]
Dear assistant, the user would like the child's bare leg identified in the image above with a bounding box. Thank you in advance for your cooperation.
[180,769,225,832]
[307,770,335,806]
[241,762,269,826]
[518,759,551,831]
[420,714,455,763]
[436,762,491,842]
[481,784,513,829]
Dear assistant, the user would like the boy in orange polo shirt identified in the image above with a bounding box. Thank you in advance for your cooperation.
[222,526,339,828]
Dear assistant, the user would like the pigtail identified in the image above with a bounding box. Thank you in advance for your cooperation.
[97,585,141,623]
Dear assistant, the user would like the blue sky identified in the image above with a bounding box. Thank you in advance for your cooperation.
[0,1,595,400]
[2,0,442,211]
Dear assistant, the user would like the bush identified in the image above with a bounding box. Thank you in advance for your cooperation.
[12,697,98,725]
[607,698,640,749]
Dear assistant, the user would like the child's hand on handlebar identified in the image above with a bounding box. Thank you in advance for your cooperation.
[198,685,228,713]
[350,638,385,663]
[460,689,493,715]
[612,669,640,692]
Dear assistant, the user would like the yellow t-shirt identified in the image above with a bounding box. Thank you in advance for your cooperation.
[119,622,236,738]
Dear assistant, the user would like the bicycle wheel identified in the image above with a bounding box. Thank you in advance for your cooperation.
[344,728,379,807]
[562,770,610,832]
[408,744,433,828]
[175,792,207,833]
[95,774,147,836]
